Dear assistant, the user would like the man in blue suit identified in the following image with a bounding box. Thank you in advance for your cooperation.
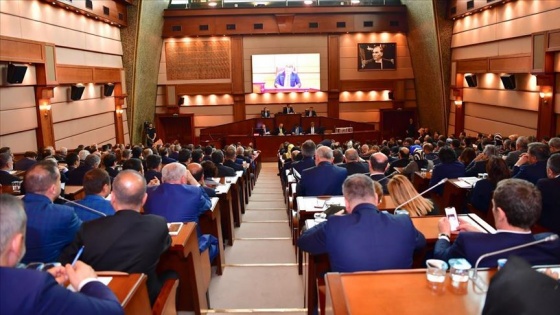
[429,147,465,195]
[434,178,560,267]
[291,140,316,179]
[70,168,115,222]
[298,174,426,272]
[144,163,217,261]
[22,160,82,264]
[296,146,348,197]
[512,142,549,185]
[0,194,123,315]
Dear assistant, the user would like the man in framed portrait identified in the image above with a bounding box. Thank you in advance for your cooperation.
[360,44,395,70]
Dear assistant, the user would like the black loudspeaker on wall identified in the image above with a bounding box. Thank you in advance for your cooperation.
[103,83,115,97]
[500,75,516,90]
[70,85,85,101]
[465,74,477,87]
[7,64,28,84]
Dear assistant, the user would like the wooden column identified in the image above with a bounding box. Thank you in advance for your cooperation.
[35,87,55,149]
[453,73,465,137]
[327,35,340,118]
[535,75,556,139]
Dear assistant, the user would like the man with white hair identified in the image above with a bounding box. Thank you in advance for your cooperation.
[549,137,560,155]
[296,146,347,196]
[144,163,217,260]
[0,194,123,314]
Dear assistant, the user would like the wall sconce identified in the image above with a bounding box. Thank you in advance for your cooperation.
[116,108,124,115]
[39,103,51,116]
[540,92,551,104]
[454,100,463,106]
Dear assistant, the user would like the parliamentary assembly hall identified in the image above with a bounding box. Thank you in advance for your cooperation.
[1,0,559,314]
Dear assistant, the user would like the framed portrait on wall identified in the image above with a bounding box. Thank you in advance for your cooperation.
[358,43,397,71]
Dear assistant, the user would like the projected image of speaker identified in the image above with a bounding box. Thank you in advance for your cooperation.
[7,64,28,84]
[70,84,85,101]
[102,83,115,97]
[465,74,477,87]
[500,75,516,90]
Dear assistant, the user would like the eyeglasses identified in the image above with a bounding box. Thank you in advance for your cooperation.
[16,262,61,271]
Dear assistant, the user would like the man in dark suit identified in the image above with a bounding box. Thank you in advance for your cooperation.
[67,154,100,186]
[385,147,410,176]
[304,107,317,117]
[361,44,395,70]
[283,104,295,114]
[14,151,37,171]
[429,147,466,195]
[211,150,236,177]
[144,154,162,183]
[102,153,119,179]
[273,123,286,136]
[261,107,271,118]
[434,178,560,267]
[306,121,321,135]
[465,144,499,177]
[258,124,270,136]
[339,148,368,176]
[144,163,217,262]
[296,146,348,196]
[298,174,426,272]
[159,147,177,165]
[60,170,171,305]
[187,162,216,197]
[0,194,123,315]
[291,140,316,179]
[0,152,20,185]
[536,154,560,233]
[22,160,81,264]
[223,145,245,174]
[513,142,549,185]
[369,152,390,194]
[70,168,115,222]
[292,124,303,135]
[505,136,528,168]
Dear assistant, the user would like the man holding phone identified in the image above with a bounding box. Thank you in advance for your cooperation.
[434,179,560,267]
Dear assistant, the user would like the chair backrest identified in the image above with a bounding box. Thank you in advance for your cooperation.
[152,279,179,315]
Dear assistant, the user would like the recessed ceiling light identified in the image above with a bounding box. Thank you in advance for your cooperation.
[209,2,217,7]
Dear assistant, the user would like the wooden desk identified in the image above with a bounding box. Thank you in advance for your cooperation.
[107,273,151,315]
[64,185,85,200]
[412,171,431,193]
[302,214,495,315]
[324,270,496,315]
[215,181,235,246]
[431,179,471,213]
[157,222,210,315]
[199,197,225,275]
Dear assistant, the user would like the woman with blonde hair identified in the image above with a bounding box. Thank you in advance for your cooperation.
[388,175,434,216]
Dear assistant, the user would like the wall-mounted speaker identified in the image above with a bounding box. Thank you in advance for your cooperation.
[500,74,516,90]
[178,97,185,105]
[388,92,394,100]
[103,83,115,97]
[70,85,85,101]
[7,64,28,84]
[465,74,477,87]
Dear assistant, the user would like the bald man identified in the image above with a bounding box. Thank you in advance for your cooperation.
[187,162,216,197]
[60,170,171,305]
[339,148,369,176]
[296,146,347,196]
[369,152,390,194]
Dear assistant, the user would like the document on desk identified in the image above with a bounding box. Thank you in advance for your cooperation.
[68,277,112,291]
[457,177,480,188]
[215,184,230,194]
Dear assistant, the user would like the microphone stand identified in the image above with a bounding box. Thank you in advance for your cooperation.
[470,234,559,292]
[58,196,107,218]
[395,178,448,210]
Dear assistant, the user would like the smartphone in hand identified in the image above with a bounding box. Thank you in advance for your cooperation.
[445,207,459,231]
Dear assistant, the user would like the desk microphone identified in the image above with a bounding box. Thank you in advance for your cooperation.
[470,233,559,292]
[395,178,448,210]
[58,196,107,218]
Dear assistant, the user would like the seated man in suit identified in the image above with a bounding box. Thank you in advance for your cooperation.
[144,154,162,183]
[283,104,296,114]
[505,136,529,169]
[258,124,270,136]
[102,153,119,179]
[339,148,369,176]
[67,154,100,186]
[513,142,549,185]
[292,123,303,135]
[274,123,286,136]
[429,147,466,195]
[369,152,390,194]
[536,154,560,233]
[21,160,81,264]
[223,145,245,173]
[465,144,499,177]
[291,140,316,178]
[158,147,177,165]
[0,152,20,186]
[14,151,38,171]
[307,121,321,135]
[261,106,271,118]
[211,150,236,177]
[434,178,560,267]
[304,106,317,117]
[298,174,426,272]
[385,147,410,176]
[296,146,348,196]
[70,168,115,222]
[143,163,217,262]
[0,195,123,315]
[187,162,216,197]
[60,170,171,305]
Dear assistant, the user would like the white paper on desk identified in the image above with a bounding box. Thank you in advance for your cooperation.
[67,276,112,291]
[214,185,228,194]
[454,180,473,189]
[459,177,480,187]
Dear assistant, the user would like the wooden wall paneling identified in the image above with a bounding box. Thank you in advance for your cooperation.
[339,80,394,91]
[537,78,556,139]
[488,55,531,73]
[175,83,233,95]
[36,44,58,86]
[56,65,94,84]
[454,73,465,136]
[0,36,45,63]
[547,30,560,51]
[114,110,125,144]
[328,35,340,91]
[231,37,244,94]
[233,95,245,122]
[155,114,195,145]
[455,58,489,73]
[39,0,129,27]
[93,67,122,83]
[165,85,177,106]
[328,92,339,119]
[275,14,295,33]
